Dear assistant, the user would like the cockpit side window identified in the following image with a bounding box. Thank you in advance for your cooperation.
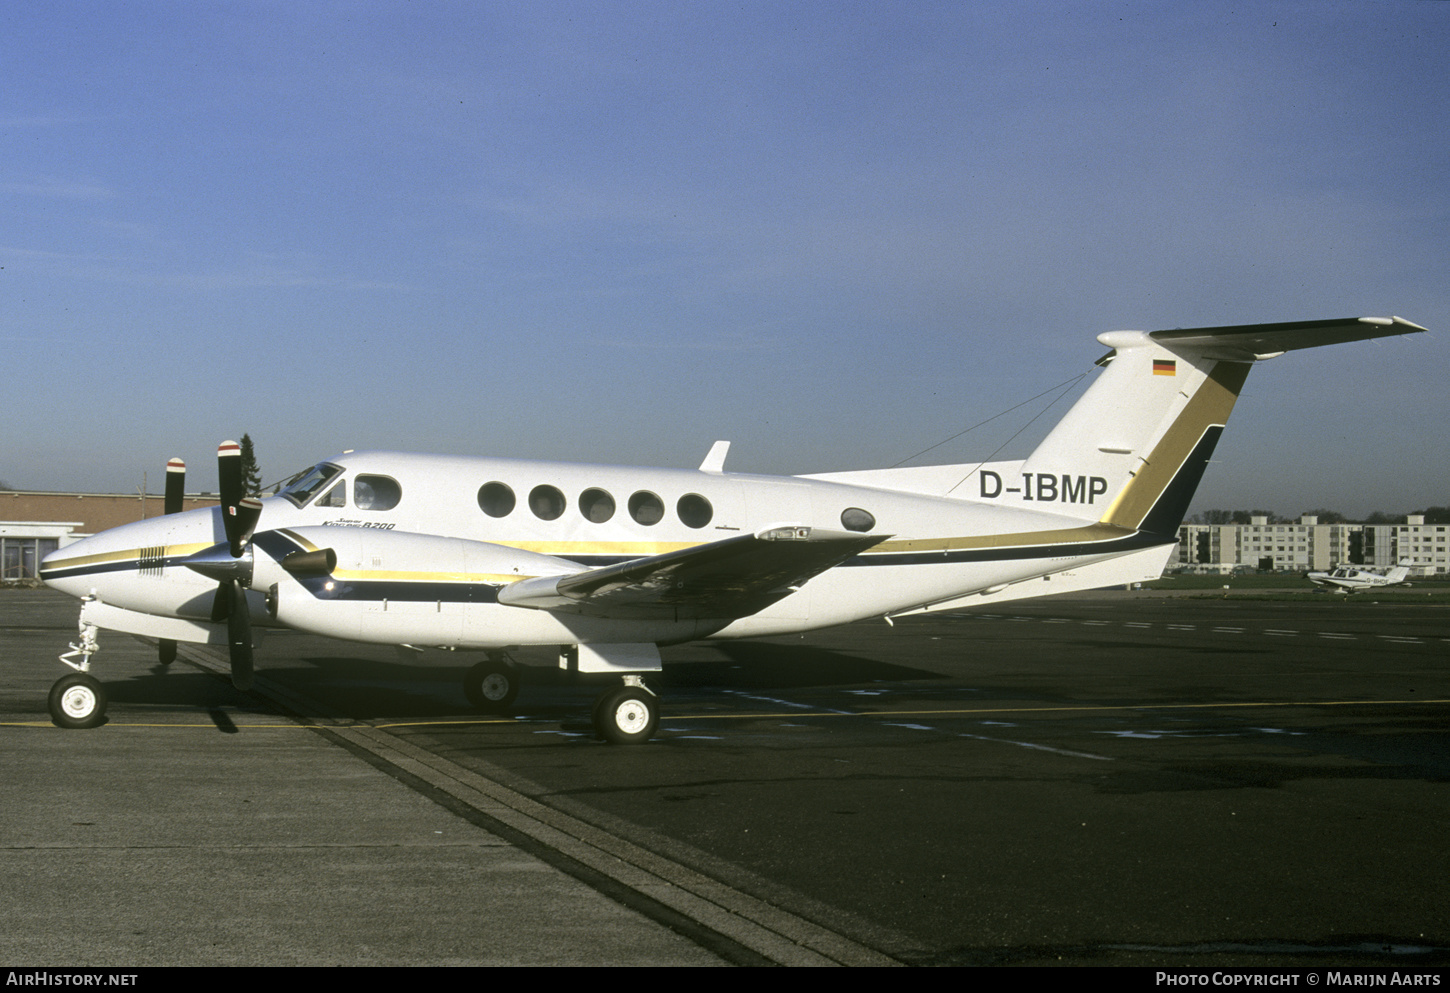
[318,483,346,508]
[354,474,402,511]
[278,463,344,508]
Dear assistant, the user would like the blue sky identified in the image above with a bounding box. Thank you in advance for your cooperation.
[3,1,1445,517]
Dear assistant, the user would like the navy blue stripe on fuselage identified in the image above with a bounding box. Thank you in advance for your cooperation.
[292,575,502,604]
[40,553,201,583]
[561,530,1172,570]
[42,528,1172,602]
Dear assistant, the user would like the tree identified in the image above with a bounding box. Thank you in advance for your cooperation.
[238,434,262,498]
[1299,508,1347,524]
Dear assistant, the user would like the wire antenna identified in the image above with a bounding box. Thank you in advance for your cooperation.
[888,371,1090,470]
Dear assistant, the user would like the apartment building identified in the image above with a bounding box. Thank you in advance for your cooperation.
[1176,515,1449,576]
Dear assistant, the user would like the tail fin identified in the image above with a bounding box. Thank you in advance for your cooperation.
[1386,566,1411,584]
[1021,317,1425,536]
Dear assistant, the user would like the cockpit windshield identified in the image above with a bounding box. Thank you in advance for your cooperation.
[277,463,344,508]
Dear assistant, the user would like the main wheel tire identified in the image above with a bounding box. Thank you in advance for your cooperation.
[49,673,107,729]
[464,660,520,712]
[594,686,659,745]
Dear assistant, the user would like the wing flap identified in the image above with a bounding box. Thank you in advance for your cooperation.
[498,526,887,619]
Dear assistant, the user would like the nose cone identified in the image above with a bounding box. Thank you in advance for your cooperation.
[39,542,88,598]
[39,508,222,601]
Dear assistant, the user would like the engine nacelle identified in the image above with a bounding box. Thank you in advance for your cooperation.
[254,526,578,647]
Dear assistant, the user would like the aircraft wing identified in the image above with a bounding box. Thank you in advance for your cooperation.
[497,526,887,619]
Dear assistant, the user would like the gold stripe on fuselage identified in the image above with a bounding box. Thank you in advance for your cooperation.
[872,521,1136,554]
[41,542,214,573]
[330,569,525,584]
[502,540,699,557]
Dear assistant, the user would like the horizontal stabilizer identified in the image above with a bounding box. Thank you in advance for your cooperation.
[1146,316,1425,361]
[499,526,887,619]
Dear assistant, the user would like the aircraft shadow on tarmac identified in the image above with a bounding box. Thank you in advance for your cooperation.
[659,641,942,690]
[100,641,944,724]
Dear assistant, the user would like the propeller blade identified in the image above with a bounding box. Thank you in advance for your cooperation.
[228,498,263,557]
[163,458,186,516]
[211,583,230,624]
[160,457,186,665]
[215,441,257,689]
[226,581,254,692]
[217,442,251,554]
[217,440,242,508]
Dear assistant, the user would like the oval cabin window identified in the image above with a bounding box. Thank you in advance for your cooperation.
[478,482,516,518]
[628,491,664,526]
[529,485,566,521]
[353,475,401,511]
[579,488,616,523]
[677,493,713,529]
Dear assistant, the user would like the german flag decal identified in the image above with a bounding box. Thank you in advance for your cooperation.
[1153,359,1176,376]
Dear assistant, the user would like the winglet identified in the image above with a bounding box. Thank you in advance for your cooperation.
[699,440,730,473]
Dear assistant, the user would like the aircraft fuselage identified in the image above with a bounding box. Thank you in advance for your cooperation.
[41,449,1170,651]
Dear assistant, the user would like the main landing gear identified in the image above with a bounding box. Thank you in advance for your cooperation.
[462,652,660,745]
[592,677,659,746]
[49,607,107,729]
[464,654,522,711]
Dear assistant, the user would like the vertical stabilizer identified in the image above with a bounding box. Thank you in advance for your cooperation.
[1016,317,1424,536]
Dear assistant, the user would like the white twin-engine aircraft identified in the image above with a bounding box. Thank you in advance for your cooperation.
[40,316,1425,741]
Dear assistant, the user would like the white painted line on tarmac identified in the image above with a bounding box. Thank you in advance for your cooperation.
[722,690,856,715]
[960,732,1113,761]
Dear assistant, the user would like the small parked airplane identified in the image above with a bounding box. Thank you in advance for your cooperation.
[1308,563,1412,593]
[40,315,1425,741]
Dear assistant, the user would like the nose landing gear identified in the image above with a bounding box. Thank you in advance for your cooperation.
[49,672,107,729]
[50,605,107,729]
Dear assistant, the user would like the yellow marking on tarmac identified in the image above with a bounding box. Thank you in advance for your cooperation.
[352,697,1450,730]
[2,717,526,730]
[0,720,315,729]
[664,698,1450,721]
[367,718,543,729]
[12,699,1441,733]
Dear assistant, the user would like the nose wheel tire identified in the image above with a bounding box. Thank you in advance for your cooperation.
[49,673,107,730]
[464,659,520,712]
[594,686,659,745]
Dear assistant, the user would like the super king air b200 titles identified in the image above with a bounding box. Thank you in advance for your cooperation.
[40,316,1427,743]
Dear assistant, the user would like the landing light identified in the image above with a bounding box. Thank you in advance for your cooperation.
[760,526,811,541]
